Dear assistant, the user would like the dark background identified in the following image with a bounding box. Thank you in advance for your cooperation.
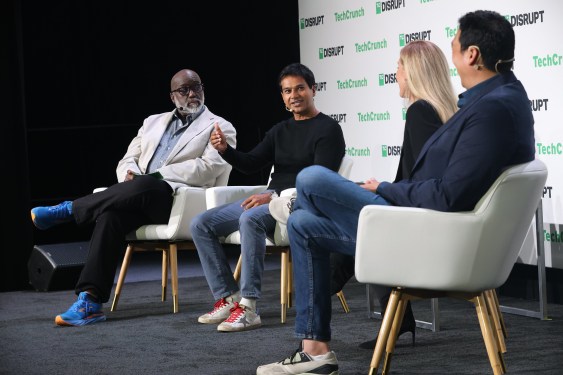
[2,0,300,291]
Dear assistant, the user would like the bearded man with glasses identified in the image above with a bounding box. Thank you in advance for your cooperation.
[30,69,236,326]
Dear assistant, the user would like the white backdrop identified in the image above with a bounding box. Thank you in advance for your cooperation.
[298,0,563,269]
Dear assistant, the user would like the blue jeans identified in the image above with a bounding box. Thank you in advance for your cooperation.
[289,165,389,341]
[190,195,276,301]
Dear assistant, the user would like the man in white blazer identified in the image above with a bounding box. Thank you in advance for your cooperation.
[30,69,236,326]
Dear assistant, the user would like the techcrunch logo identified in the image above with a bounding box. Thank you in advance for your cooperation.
[381,145,401,157]
[379,73,396,86]
[399,30,431,46]
[507,10,544,27]
[402,107,407,120]
[358,111,391,122]
[319,46,345,60]
[530,98,549,111]
[337,77,368,90]
[355,39,387,53]
[346,147,371,157]
[536,142,562,155]
[329,113,347,123]
[544,229,563,243]
[315,82,327,92]
[376,0,405,14]
[445,26,458,39]
[533,53,562,68]
[300,15,325,29]
[334,7,365,22]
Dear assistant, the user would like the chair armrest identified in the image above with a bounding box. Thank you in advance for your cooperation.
[129,186,207,241]
[206,185,268,208]
[279,188,296,197]
[354,205,484,291]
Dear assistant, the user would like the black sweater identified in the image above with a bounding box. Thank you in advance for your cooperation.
[222,113,346,193]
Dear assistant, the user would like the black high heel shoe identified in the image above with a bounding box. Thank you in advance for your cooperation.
[359,295,416,349]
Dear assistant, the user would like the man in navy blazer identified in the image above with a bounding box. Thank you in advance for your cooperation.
[257,10,535,375]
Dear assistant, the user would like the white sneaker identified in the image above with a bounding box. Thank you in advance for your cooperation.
[198,296,238,324]
[217,302,262,332]
[269,196,295,225]
[256,348,339,375]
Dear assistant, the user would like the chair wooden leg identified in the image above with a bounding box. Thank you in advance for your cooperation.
[162,249,168,302]
[370,289,401,374]
[169,244,179,313]
[280,250,289,323]
[485,290,507,354]
[287,250,293,308]
[111,244,134,311]
[233,254,242,282]
[336,290,350,313]
[382,296,407,374]
[491,289,507,338]
[474,294,505,375]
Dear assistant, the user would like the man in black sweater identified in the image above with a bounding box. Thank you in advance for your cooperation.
[190,63,346,333]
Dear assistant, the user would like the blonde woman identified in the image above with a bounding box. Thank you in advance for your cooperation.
[394,40,458,181]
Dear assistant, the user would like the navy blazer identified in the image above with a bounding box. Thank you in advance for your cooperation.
[377,72,535,212]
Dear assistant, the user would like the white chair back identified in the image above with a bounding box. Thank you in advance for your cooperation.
[355,159,548,292]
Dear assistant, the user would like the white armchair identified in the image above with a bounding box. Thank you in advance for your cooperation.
[205,156,354,322]
[354,159,547,375]
[104,165,232,313]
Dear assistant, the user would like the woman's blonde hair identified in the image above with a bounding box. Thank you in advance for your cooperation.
[399,40,458,123]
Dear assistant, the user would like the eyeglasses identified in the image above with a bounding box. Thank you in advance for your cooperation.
[170,83,204,96]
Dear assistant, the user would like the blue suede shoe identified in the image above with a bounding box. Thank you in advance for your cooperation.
[55,292,106,326]
[31,201,73,230]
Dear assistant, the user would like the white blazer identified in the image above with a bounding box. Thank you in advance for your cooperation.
[116,106,236,191]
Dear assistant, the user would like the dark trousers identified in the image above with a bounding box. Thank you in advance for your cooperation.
[73,176,173,302]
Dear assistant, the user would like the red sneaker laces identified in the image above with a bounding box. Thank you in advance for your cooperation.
[224,302,245,322]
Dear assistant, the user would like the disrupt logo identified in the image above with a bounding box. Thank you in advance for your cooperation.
[399,30,432,46]
[337,77,368,90]
[507,10,545,27]
[346,147,371,157]
[334,7,365,22]
[543,186,553,198]
[315,82,327,92]
[357,111,390,122]
[319,46,345,60]
[536,142,562,155]
[355,39,388,53]
[376,0,405,14]
[533,53,562,68]
[381,145,401,157]
[379,73,396,86]
[329,113,347,123]
[300,16,325,29]
[530,98,549,111]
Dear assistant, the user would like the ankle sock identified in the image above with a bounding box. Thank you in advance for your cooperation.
[311,352,333,360]
[240,297,256,311]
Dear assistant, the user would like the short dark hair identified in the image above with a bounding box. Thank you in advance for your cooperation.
[458,10,515,73]
[278,63,316,90]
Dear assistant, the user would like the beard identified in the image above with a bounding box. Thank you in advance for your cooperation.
[175,93,205,115]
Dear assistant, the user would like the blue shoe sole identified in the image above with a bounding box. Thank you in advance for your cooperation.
[30,207,72,230]
[55,313,107,327]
